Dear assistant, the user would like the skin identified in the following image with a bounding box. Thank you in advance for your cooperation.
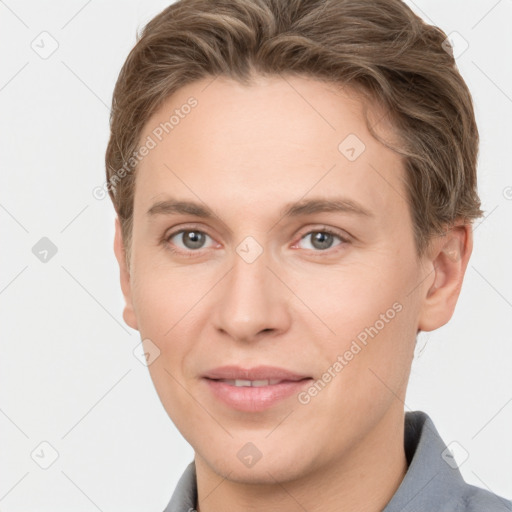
[113,74,473,512]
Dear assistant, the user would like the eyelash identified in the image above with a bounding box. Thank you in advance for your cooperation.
[162,225,350,258]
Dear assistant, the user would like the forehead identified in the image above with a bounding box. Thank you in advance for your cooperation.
[134,75,406,220]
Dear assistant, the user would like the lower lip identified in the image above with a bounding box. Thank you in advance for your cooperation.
[203,378,312,412]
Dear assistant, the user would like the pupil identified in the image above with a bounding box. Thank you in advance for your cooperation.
[184,231,204,249]
[313,232,332,250]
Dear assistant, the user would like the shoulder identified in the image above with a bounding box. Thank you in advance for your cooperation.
[460,483,512,511]
[383,411,511,512]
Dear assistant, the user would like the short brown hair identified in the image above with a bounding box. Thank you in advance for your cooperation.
[105,0,483,264]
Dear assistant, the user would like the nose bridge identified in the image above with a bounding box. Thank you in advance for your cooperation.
[212,239,289,341]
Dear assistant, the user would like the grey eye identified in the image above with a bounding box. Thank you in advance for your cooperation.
[172,230,210,250]
[299,231,343,251]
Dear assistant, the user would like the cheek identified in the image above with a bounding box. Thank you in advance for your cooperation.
[130,257,210,337]
[129,266,197,394]
[295,260,406,336]
[131,266,207,436]
[145,357,211,451]
[301,255,419,392]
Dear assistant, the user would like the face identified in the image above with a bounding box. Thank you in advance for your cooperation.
[114,74,470,484]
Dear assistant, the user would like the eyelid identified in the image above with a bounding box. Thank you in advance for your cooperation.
[291,225,352,251]
[163,224,219,256]
[164,223,215,241]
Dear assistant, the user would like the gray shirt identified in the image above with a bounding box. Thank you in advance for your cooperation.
[162,410,511,511]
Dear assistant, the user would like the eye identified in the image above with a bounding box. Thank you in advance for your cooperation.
[162,225,350,257]
[295,227,349,252]
[165,228,216,255]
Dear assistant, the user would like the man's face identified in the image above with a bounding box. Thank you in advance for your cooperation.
[118,75,433,482]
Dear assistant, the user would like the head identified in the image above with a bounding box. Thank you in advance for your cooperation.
[106,0,482,484]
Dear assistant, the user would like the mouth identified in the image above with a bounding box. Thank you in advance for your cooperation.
[208,378,300,387]
[202,366,313,412]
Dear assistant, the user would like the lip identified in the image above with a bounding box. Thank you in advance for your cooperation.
[202,365,313,412]
[203,365,310,381]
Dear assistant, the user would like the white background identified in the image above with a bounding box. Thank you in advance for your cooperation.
[0,0,511,510]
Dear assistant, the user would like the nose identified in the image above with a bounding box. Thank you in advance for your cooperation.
[211,243,292,343]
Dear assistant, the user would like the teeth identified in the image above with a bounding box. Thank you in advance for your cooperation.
[235,379,253,387]
[252,379,271,387]
[218,379,282,387]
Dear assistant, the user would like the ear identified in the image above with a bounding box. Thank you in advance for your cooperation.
[113,216,138,331]
[417,221,473,332]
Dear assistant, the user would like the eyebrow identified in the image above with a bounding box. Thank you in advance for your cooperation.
[146,196,373,220]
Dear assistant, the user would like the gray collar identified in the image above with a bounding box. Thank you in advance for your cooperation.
[163,411,511,512]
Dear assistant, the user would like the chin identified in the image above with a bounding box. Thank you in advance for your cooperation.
[218,460,307,485]
[198,443,319,485]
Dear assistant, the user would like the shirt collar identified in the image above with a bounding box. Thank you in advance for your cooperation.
[382,410,467,511]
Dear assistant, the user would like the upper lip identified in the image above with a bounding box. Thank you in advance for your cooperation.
[203,365,311,382]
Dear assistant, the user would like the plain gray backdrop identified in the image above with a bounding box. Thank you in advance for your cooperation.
[1,0,511,510]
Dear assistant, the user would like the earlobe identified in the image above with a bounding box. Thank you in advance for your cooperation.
[113,217,139,331]
[417,222,473,332]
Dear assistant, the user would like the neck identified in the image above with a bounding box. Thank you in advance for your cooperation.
[195,408,408,512]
